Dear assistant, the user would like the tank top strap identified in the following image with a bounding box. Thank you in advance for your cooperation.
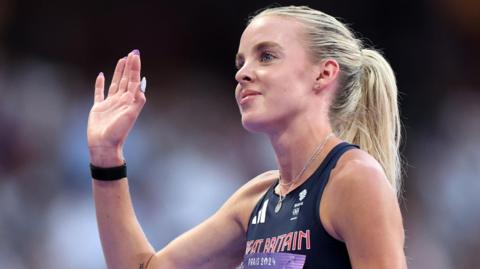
[316,142,359,192]
[313,142,359,221]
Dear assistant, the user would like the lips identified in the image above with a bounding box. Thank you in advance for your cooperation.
[239,89,261,104]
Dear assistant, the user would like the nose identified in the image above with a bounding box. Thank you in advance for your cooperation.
[235,63,254,84]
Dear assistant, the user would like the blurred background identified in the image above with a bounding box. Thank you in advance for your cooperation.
[0,0,479,268]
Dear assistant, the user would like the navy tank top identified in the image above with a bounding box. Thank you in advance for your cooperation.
[241,142,358,269]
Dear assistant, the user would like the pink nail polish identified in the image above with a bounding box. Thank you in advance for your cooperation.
[131,49,140,55]
[99,72,104,76]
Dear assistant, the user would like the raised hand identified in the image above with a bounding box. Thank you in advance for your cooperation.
[87,50,146,167]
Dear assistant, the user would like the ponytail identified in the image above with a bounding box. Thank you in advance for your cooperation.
[336,49,402,194]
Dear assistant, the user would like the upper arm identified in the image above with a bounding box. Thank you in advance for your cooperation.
[151,208,246,269]
[146,171,277,269]
[324,154,407,269]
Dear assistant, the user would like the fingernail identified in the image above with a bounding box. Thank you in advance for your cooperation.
[140,77,147,93]
[99,72,104,76]
[132,49,140,55]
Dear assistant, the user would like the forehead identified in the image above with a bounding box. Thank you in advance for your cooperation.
[237,15,307,54]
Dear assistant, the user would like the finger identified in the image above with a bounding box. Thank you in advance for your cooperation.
[118,77,128,95]
[108,57,127,96]
[120,50,140,93]
[127,54,141,94]
[112,57,127,83]
[94,72,105,103]
[132,87,147,111]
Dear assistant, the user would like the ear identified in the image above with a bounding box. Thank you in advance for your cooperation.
[313,58,340,92]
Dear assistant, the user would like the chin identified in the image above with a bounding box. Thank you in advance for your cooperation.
[240,114,271,133]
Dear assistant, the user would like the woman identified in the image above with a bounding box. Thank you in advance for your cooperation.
[88,6,407,269]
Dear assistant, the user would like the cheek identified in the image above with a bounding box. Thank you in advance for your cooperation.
[289,65,316,99]
[263,65,312,100]
[293,62,315,86]
[259,68,290,94]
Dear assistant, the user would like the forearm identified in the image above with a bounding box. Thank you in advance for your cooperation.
[87,51,154,268]
[93,178,155,269]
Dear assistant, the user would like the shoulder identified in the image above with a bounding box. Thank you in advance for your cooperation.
[321,147,400,240]
[321,147,406,267]
[332,147,394,195]
[238,170,279,198]
[221,170,279,232]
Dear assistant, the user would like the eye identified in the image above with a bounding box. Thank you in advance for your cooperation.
[260,51,276,62]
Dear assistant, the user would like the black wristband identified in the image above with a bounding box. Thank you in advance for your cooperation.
[90,162,127,181]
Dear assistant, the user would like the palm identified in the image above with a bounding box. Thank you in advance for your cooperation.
[87,52,146,150]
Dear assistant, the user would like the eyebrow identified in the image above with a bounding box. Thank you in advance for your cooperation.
[235,41,283,62]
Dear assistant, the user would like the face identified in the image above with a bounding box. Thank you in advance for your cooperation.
[235,15,319,133]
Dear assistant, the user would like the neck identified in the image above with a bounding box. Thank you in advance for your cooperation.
[267,114,337,186]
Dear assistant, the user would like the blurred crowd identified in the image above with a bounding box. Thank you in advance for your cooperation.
[0,0,478,268]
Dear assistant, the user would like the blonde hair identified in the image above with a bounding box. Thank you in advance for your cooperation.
[251,6,402,195]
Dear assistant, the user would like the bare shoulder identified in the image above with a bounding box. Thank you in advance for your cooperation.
[226,170,279,231]
[331,148,395,196]
[236,170,279,199]
[221,169,278,206]
[322,148,400,240]
[321,147,406,267]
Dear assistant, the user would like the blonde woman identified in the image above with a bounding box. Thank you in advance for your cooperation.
[88,6,407,269]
